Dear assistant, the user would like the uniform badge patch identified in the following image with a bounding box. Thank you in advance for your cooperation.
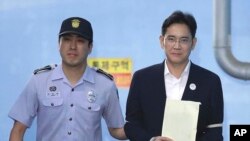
[47,86,60,98]
[71,19,80,28]
[87,90,96,103]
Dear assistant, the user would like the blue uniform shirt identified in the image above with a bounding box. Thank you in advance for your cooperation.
[9,65,125,141]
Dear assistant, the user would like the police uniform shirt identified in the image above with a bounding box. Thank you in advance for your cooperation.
[8,65,125,141]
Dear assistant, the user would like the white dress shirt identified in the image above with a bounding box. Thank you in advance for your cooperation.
[164,60,191,100]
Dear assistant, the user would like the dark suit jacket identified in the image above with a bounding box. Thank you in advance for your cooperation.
[124,61,224,141]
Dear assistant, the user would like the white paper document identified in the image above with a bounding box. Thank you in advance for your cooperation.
[161,100,201,141]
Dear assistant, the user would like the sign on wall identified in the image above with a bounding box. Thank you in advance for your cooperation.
[88,58,132,88]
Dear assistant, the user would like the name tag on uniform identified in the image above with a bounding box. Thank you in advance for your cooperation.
[46,92,61,98]
[46,86,60,98]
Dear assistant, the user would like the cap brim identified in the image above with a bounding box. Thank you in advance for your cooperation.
[59,31,91,40]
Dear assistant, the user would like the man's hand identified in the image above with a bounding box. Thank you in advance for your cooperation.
[152,136,174,141]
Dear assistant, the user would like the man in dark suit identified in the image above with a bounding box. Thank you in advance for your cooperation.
[124,10,224,141]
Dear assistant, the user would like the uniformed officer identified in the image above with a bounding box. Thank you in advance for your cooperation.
[9,17,127,141]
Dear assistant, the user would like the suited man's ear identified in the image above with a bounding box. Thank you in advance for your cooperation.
[159,35,165,49]
[191,37,197,50]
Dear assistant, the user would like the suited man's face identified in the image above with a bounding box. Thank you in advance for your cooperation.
[160,23,197,66]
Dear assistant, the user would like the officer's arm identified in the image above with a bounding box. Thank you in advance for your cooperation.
[108,127,127,140]
[9,120,27,141]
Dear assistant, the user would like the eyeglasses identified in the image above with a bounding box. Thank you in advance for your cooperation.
[164,36,191,46]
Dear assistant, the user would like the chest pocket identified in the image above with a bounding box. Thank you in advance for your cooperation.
[80,102,101,112]
[40,98,64,116]
[78,102,102,128]
[42,98,63,107]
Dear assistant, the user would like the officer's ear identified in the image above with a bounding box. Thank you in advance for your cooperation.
[58,37,62,49]
[88,43,93,54]
[58,36,63,47]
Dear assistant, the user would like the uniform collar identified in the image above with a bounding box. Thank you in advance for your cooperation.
[50,64,63,81]
[82,66,95,84]
[50,65,95,84]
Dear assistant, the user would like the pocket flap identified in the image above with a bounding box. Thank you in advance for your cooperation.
[42,99,63,107]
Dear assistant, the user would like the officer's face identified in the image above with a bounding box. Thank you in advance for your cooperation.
[159,23,196,66]
[59,34,92,67]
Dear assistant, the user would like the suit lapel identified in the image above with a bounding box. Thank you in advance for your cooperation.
[154,61,167,105]
[182,63,198,100]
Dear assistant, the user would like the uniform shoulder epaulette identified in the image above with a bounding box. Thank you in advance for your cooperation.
[33,64,57,75]
[95,68,113,80]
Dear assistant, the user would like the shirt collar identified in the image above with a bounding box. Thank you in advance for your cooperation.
[164,59,191,77]
[50,65,95,84]
[50,64,64,80]
[82,66,95,83]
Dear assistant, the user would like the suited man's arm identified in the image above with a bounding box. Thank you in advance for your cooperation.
[200,76,224,141]
[124,72,152,141]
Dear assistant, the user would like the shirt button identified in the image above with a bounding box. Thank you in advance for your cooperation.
[70,104,74,107]
[69,117,72,121]
[51,103,54,106]
[71,88,74,92]
[68,131,71,135]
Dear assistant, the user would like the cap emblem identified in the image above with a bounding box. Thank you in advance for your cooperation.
[71,19,80,28]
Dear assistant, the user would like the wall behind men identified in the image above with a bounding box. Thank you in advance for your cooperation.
[0,0,250,141]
